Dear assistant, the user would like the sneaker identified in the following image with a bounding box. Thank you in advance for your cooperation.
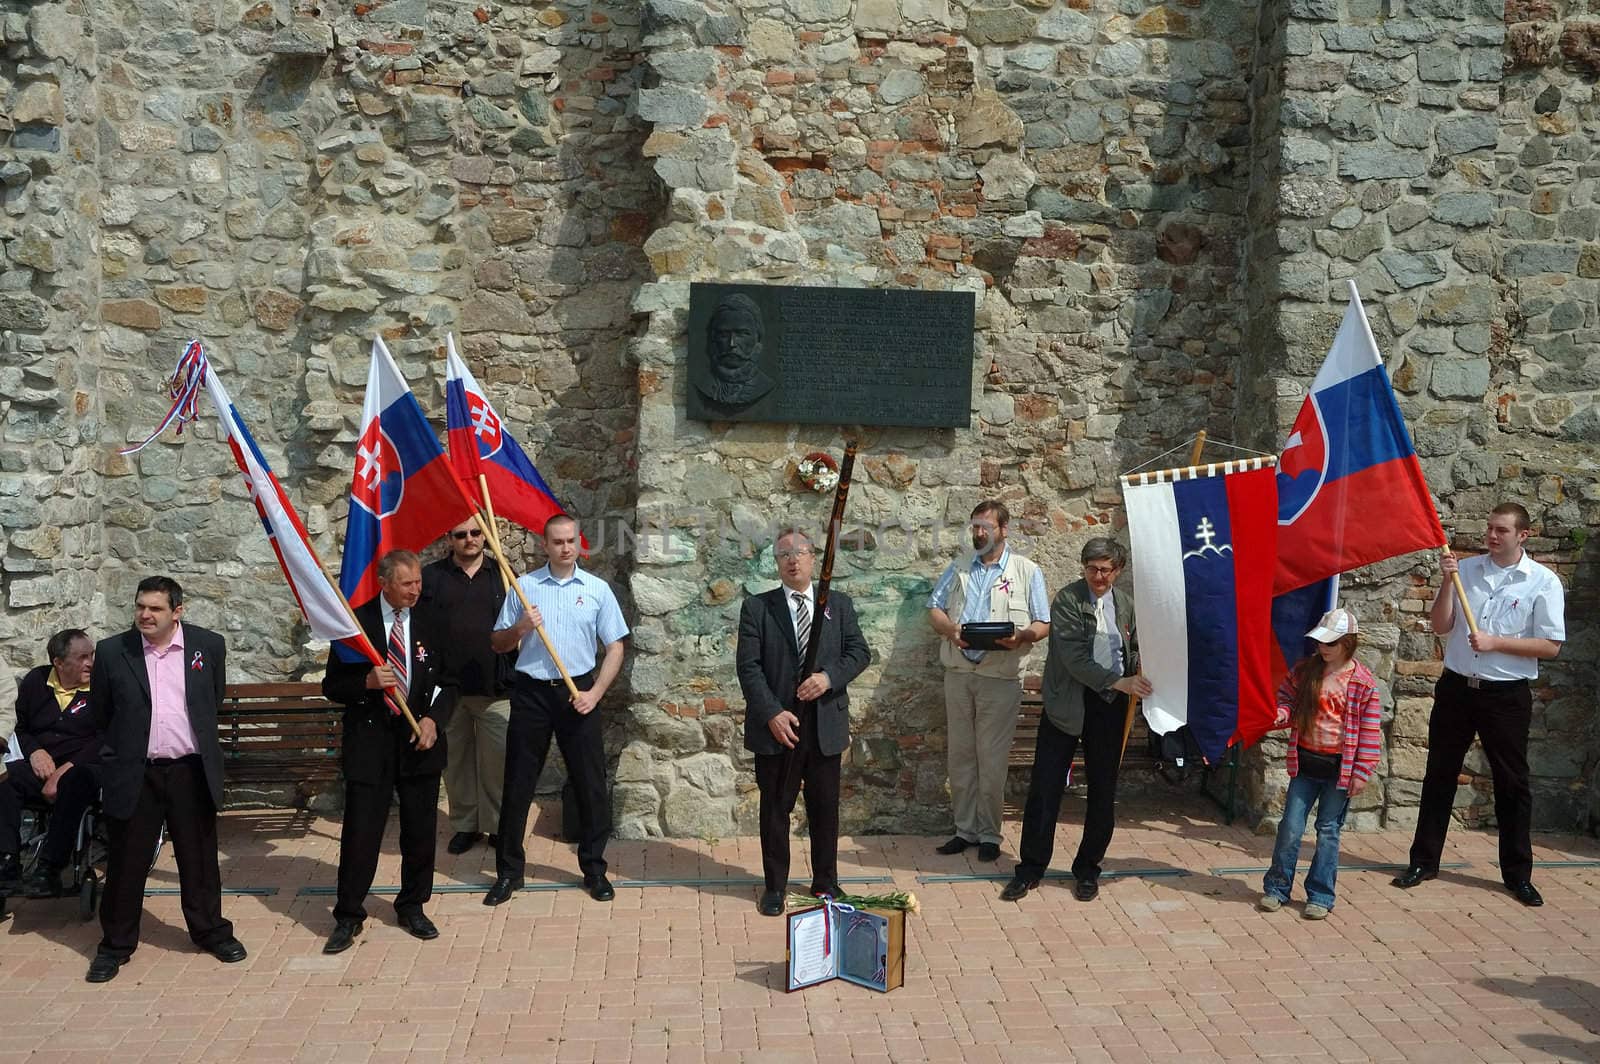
[1257,894,1282,912]
[1302,903,1331,920]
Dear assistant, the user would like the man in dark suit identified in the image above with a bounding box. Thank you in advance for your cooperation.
[1001,538,1152,904]
[321,549,456,954]
[86,576,246,983]
[737,526,870,916]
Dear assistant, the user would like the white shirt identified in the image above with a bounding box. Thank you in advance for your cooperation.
[1096,591,1124,673]
[784,583,815,653]
[1442,552,1565,681]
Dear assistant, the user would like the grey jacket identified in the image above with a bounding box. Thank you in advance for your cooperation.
[1040,578,1137,737]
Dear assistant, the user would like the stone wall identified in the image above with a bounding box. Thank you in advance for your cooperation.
[2,0,1596,838]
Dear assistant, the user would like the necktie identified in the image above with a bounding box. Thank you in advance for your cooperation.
[792,591,811,658]
[385,609,408,717]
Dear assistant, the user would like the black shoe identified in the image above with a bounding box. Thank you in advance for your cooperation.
[1073,878,1100,902]
[483,876,523,906]
[0,852,21,887]
[323,920,362,954]
[85,953,127,983]
[1000,876,1038,902]
[1391,865,1437,889]
[584,875,615,902]
[398,912,440,940]
[935,836,972,855]
[206,937,248,963]
[1509,881,1544,907]
[976,842,1001,862]
[486,834,499,849]
[810,882,845,900]
[446,831,483,856]
[22,865,64,899]
[758,889,785,916]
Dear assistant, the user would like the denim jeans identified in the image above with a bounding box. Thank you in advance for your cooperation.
[1264,772,1350,910]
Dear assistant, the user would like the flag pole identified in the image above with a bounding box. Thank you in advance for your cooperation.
[1442,546,1480,634]
[315,556,423,741]
[1121,431,1207,764]
[476,473,581,700]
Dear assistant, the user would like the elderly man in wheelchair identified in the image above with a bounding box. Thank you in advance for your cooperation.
[0,629,103,901]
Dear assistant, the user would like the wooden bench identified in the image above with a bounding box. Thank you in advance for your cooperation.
[219,682,342,796]
[1009,677,1241,824]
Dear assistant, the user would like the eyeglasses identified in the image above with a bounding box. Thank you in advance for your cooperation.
[1084,564,1119,576]
[775,549,814,560]
[451,529,485,540]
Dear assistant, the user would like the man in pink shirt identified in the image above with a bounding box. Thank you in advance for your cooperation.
[86,576,246,983]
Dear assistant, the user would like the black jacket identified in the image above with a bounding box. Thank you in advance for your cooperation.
[737,586,870,758]
[15,664,101,766]
[322,598,457,783]
[90,625,228,820]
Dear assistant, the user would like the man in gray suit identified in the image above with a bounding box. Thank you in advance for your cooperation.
[1001,539,1151,903]
[737,526,870,916]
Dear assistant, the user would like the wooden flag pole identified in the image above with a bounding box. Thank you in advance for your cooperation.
[1120,431,1207,765]
[315,556,423,741]
[1443,546,1480,634]
[476,473,581,700]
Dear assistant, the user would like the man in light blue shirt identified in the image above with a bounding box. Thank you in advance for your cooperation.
[483,514,629,907]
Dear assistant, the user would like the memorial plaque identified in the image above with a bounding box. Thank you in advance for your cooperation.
[686,282,974,428]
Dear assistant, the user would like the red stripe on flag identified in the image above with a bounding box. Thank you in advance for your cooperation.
[1226,466,1279,753]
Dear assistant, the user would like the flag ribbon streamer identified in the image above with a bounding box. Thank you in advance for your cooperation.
[118,339,209,455]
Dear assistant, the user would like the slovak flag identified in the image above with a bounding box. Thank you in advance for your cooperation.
[1122,460,1278,764]
[1274,281,1446,595]
[339,336,478,608]
[205,363,372,655]
[444,333,579,545]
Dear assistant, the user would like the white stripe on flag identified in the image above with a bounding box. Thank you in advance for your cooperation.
[1123,479,1189,736]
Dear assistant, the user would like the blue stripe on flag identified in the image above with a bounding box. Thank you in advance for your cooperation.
[1318,365,1416,483]
[1172,476,1241,720]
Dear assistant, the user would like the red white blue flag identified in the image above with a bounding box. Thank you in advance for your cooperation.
[444,333,578,544]
[1123,460,1278,763]
[1274,282,1445,595]
[339,337,477,608]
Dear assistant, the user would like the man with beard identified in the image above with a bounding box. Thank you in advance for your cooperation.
[694,293,776,413]
[927,501,1050,863]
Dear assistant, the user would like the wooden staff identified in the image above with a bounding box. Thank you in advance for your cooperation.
[802,442,859,679]
[474,473,580,699]
[315,556,423,741]
[1119,431,1207,763]
[1443,546,1480,634]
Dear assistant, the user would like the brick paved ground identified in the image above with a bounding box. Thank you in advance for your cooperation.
[2,794,1599,1063]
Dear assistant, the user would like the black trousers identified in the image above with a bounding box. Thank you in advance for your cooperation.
[1409,670,1534,885]
[1016,690,1127,882]
[335,736,440,923]
[752,707,841,894]
[497,673,609,881]
[0,761,101,869]
[99,756,233,959]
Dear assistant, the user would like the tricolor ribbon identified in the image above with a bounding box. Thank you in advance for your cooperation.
[816,894,855,958]
[119,339,210,455]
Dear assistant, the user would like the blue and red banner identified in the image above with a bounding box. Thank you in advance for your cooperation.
[444,333,582,547]
[339,336,478,608]
[1123,460,1278,764]
[1274,282,1445,595]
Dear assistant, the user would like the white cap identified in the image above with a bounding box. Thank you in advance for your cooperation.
[1306,608,1358,643]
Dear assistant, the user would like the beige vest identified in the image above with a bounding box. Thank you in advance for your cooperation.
[938,551,1042,680]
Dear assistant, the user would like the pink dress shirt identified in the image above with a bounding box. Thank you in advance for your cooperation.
[144,624,200,758]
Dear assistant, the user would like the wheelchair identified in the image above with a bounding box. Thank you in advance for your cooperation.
[10,794,109,921]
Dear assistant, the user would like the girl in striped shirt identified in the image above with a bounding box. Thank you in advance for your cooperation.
[1258,609,1383,920]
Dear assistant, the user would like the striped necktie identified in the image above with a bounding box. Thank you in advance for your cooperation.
[792,591,811,658]
[385,609,408,717]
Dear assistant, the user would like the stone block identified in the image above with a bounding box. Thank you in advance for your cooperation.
[1421,284,1496,324]
[27,5,83,60]
[1429,357,1491,399]
[0,293,48,329]
[855,0,900,32]
[11,82,62,127]
[1503,242,1580,278]
[965,5,1037,45]
[878,69,925,106]
[1338,146,1427,181]
[1379,249,1446,289]
[1436,115,1498,155]
[1430,191,1495,228]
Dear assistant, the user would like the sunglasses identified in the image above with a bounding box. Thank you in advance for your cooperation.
[451,529,485,540]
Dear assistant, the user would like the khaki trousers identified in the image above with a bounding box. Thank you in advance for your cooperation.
[944,671,1022,845]
[443,694,511,835]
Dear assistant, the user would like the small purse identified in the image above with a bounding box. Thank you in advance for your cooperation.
[1296,747,1342,781]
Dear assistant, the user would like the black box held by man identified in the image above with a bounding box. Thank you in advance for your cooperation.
[686,281,974,428]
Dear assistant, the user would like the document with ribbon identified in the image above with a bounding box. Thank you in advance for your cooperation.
[785,900,905,993]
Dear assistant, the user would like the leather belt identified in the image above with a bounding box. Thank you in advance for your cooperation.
[1445,668,1528,692]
